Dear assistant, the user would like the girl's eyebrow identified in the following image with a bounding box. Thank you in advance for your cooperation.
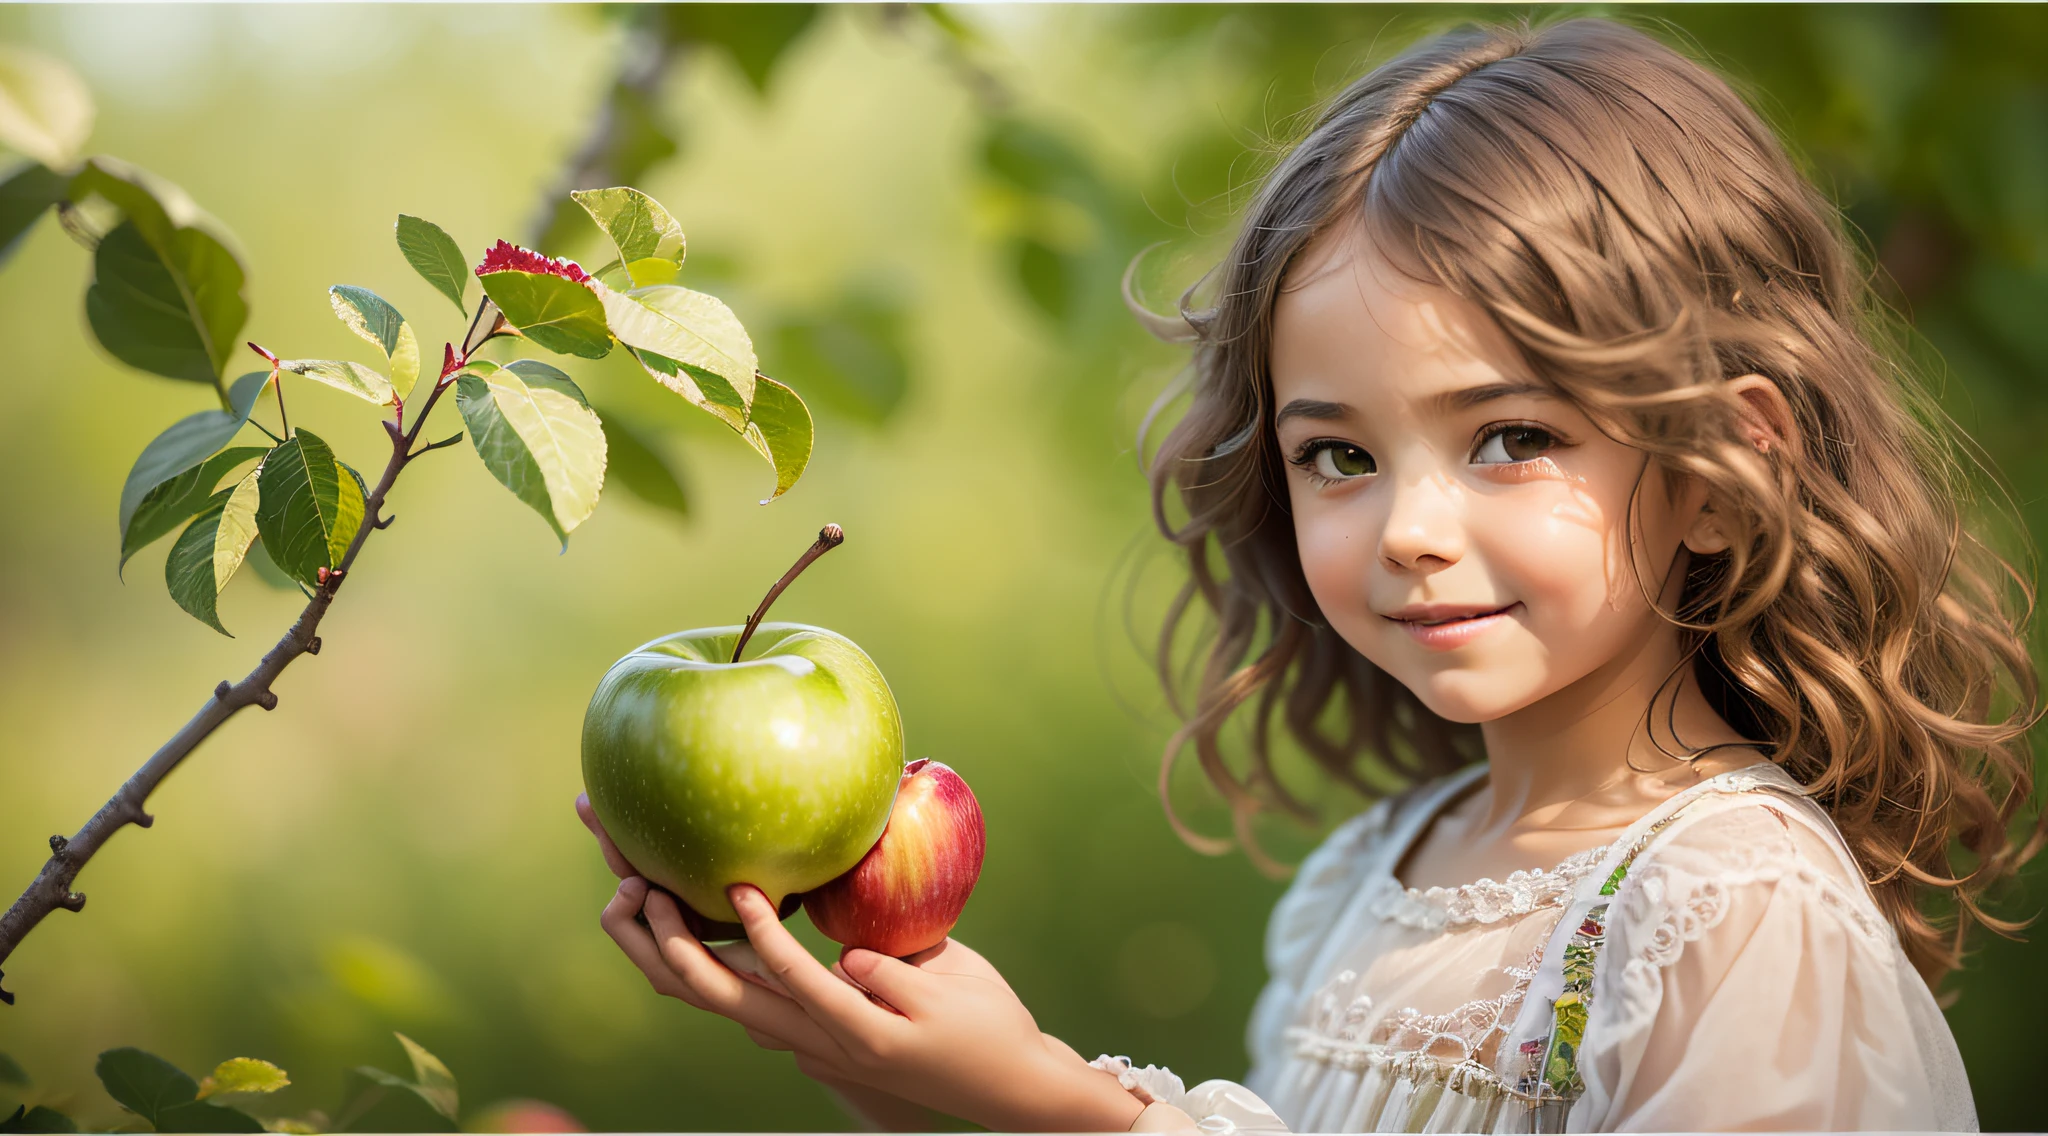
[1430,380,1552,415]
[1274,398,1351,424]
[1273,382,1551,426]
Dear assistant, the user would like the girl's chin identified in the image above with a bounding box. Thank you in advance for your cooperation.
[1401,669,1550,724]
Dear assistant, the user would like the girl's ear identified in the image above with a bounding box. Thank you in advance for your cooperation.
[1725,373,1794,455]
[1684,374,1795,556]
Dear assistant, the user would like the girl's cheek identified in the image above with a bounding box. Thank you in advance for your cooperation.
[1294,505,1375,619]
[1475,490,1618,628]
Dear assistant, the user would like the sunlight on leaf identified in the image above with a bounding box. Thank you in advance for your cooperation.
[740,375,812,502]
[596,282,755,406]
[329,285,420,400]
[0,45,94,169]
[455,361,606,545]
[195,1058,289,1100]
[280,358,394,405]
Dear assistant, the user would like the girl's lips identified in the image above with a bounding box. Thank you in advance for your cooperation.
[1389,602,1521,650]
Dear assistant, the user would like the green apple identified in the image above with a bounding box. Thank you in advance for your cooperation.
[581,620,904,924]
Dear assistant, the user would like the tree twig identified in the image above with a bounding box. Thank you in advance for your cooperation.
[0,320,476,1004]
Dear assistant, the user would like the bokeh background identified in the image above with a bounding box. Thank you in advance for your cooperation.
[2,4,2045,1131]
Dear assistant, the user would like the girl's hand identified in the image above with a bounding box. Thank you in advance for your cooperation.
[723,883,1143,1132]
[581,796,1142,1135]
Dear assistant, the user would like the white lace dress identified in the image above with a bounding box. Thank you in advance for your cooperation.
[1093,762,1977,1132]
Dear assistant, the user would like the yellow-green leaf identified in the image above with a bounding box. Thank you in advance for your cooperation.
[740,374,812,502]
[595,282,756,408]
[213,466,261,592]
[393,1034,457,1123]
[0,45,94,169]
[281,358,394,405]
[629,348,748,433]
[329,459,365,568]
[195,1059,289,1100]
[329,285,420,400]
[455,361,606,546]
[571,187,685,279]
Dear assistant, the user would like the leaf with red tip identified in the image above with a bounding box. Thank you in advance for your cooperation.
[474,240,590,284]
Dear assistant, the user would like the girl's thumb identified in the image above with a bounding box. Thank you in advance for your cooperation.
[840,948,928,1016]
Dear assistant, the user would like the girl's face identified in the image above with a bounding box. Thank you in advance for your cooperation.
[1270,225,1706,724]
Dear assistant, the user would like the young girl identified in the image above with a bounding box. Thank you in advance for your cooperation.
[577,17,2041,1132]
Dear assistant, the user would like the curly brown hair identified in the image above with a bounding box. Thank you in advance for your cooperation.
[1135,16,2043,987]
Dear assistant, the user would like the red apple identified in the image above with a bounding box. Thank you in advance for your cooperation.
[803,758,985,957]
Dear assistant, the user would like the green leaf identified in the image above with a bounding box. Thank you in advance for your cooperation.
[157,1102,266,1133]
[279,358,394,405]
[597,410,689,523]
[392,1035,456,1123]
[395,215,468,315]
[116,370,270,546]
[196,1059,288,1100]
[166,497,232,634]
[0,45,94,169]
[0,161,65,267]
[477,270,610,359]
[256,430,357,587]
[72,159,248,390]
[456,361,606,546]
[571,187,685,284]
[0,1106,75,1134]
[331,1069,456,1134]
[94,1048,197,1128]
[121,445,266,572]
[70,158,224,251]
[329,285,420,400]
[0,1053,25,1088]
[596,282,756,407]
[86,219,247,387]
[740,374,813,502]
[630,349,748,432]
[666,4,820,96]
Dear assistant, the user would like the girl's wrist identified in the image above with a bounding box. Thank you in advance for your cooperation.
[1001,1050,1146,1133]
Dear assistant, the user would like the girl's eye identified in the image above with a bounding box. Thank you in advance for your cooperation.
[1292,440,1376,480]
[1472,424,1561,465]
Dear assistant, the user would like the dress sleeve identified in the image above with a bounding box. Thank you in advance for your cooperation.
[1572,799,1978,1132]
[1245,800,1395,1088]
[1085,799,1398,1134]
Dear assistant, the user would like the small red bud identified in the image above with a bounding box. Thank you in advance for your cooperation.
[440,342,460,380]
[247,342,279,366]
[316,567,329,585]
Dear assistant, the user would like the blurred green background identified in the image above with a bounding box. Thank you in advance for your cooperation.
[1,4,2044,1131]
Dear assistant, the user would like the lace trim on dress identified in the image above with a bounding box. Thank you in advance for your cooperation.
[1371,842,1617,932]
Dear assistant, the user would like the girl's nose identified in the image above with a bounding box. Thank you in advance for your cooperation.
[1377,471,1465,572]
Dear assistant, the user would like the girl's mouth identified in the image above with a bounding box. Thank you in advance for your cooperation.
[1385,602,1521,650]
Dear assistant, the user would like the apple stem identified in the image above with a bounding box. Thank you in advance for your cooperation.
[731,524,846,663]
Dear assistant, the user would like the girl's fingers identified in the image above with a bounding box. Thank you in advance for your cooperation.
[598,878,689,1000]
[729,884,900,1046]
[574,793,639,879]
[642,889,843,1053]
[743,1027,795,1052]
